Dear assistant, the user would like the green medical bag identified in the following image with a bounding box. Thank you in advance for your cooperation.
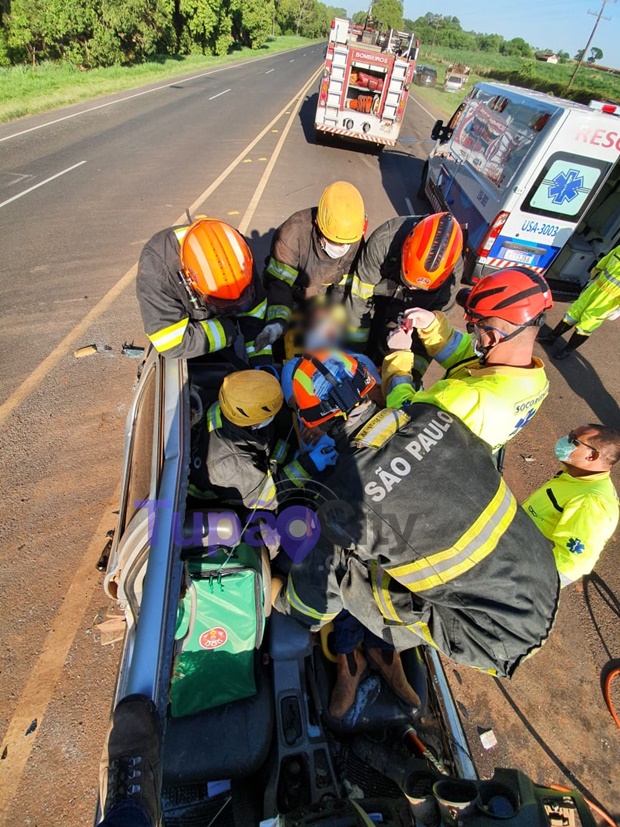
[170,544,265,717]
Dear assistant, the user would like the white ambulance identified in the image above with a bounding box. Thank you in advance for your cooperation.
[315,18,419,150]
[422,82,620,289]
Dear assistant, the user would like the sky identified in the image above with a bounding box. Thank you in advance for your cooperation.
[343,1,620,69]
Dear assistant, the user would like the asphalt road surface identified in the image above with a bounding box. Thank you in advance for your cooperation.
[0,44,619,826]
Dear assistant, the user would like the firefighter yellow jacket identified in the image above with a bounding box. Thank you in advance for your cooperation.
[523,470,619,586]
[383,312,548,452]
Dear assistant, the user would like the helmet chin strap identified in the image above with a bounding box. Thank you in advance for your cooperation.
[473,320,536,363]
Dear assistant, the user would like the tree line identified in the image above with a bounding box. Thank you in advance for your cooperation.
[0,0,346,68]
[352,9,600,64]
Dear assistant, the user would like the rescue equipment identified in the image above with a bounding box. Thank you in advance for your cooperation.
[292,350,376,426]
[170,545,265,717]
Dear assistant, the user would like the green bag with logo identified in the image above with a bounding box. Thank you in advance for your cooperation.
[170,544,265,717]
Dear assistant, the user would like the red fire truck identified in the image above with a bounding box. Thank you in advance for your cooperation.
[315,17,419,150]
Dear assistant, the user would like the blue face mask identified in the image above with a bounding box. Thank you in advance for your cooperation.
[554,435,576,463]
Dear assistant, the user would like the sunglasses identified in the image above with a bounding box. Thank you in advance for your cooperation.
[568,432,598,453]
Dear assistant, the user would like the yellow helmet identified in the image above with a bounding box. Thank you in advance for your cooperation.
[316,182,365,244]
[219,370,283,427]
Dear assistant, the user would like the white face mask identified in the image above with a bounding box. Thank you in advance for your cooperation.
[322,239,351,259]
[252,415,275,430]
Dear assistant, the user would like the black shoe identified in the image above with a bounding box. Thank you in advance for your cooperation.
[539,320,573,346]
[553,332,588,360]
[100,694,162,825]
[552,347,572,360]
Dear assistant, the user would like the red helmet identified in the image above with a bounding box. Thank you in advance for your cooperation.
[292,350,376,427]
[458,269,553,326]
[401,212,463,290]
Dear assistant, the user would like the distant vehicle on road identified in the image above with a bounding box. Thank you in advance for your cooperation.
[315,17,419,150]
[444,63,470,93]
[413,65,438,87]
[420,81,620,290]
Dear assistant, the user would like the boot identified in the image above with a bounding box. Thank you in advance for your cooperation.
[553,332,589,360]
[329,648,366,719]
[99,694,162,825]
[538,320,573,345]
[366,647,421,711]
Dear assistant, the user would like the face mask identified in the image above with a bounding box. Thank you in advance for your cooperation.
[554,436,576,463]
[322,239,351,259]
[253,415,275,430]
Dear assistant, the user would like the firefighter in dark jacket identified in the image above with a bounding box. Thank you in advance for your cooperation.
[189,370,338,508]
[254,182,366,353]
[137,217,271,365]
[346,212,463,379]
[273,353,559,705]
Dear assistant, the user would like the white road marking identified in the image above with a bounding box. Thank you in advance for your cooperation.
[290,59,295,62]
[265,68,275,74]
[0,47,308,144]
[410,95,437,120]
[0,161,86,210]
[208,88,231,100]
[405,197,414,213]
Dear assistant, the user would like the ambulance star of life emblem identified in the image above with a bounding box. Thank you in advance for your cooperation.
[547,168,585,205]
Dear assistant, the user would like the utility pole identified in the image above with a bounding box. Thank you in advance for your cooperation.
[565,0,614,94]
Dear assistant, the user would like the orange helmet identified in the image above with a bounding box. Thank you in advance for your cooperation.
[292,350,376,427]
[179,218,254,308]
[458,269,553,326]
[401,213,463,290]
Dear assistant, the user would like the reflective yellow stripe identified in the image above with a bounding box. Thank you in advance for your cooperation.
[347,326,370,343]
[248,475,277,509]
[338,273,353,288]
[201,318,227,351]
[283,459,310,488]
[286,578,338,623]
[387,479,516,592]
[173,226,189,244]
[371,562,401,623]
[353,408,409,449]
[350,275,375,301]
[206,402,223,432]
[408,621,437,648]
[266,257,298,285]
[239,298,267,319]
[246,339,273,358]
[148,317,189,351]
[267,304,292,323]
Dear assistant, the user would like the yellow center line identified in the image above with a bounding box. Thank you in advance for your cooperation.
[238,66,321,236]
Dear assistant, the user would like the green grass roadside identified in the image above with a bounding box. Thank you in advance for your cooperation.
[0,36,320,124]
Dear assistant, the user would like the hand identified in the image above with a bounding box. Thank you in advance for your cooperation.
[308,434,338,472]
[386,326,413,351]
[254,321,286,352]
[403,307,436,330]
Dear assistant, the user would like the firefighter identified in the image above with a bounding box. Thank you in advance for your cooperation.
[524,425,620,586]
[272,357,559,701]
[383,269,553,453]
[136,217,271,365]
[253,182,366,353]
[189,370,338,508]
[539,244,620,359]
[345,212,463,381]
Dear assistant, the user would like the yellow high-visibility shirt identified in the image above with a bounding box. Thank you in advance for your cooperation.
[523,470,619,586]
[383,312,549,452]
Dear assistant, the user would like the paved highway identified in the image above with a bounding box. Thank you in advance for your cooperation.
[0,43,618,826]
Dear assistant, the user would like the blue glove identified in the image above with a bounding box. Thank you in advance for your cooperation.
[308,434,338,472]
